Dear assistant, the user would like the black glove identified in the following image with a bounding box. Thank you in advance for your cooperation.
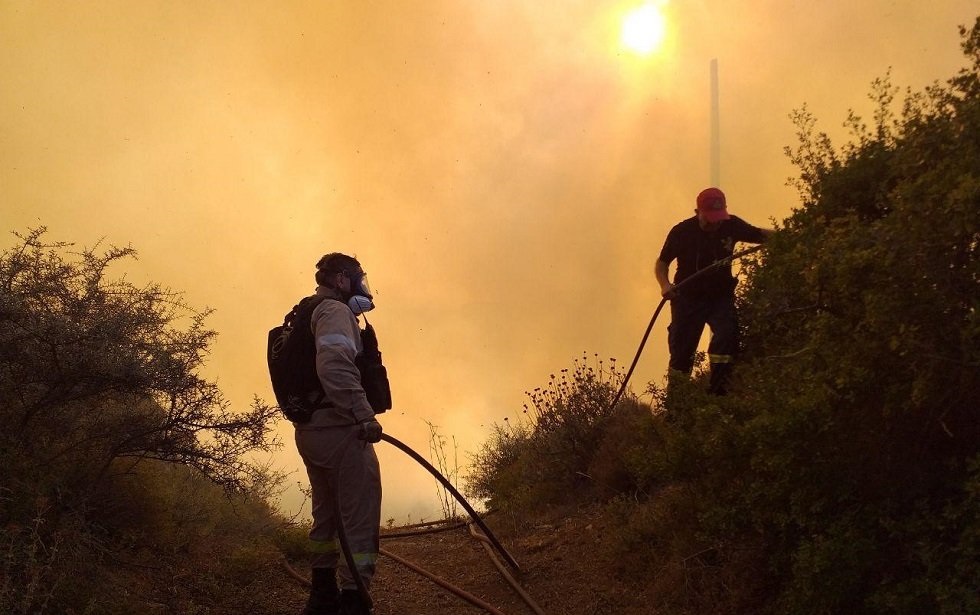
[358,419,382,443]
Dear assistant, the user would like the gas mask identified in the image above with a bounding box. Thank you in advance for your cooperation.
[345,271,375,315]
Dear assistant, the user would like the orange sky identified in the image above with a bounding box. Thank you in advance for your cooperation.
[2,1,976,521]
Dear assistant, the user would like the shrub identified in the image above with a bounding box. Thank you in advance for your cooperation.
[588,399,665,498]
[687,18,980,614]
[0,228,287,614]
[465,354,654,513]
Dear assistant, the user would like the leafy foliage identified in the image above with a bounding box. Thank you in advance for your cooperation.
[730,21,980,613]
[466,353,660,511]
[664,19,980,614]
[0,228,289,613]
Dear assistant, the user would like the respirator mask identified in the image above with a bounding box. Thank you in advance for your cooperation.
[345,271,375,315]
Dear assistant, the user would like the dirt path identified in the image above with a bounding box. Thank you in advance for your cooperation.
[281,508,654,615]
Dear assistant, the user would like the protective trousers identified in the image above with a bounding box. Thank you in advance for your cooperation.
[295,427,382,591]
[667,293,738,394]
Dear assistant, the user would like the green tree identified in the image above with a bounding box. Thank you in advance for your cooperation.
[716,17,980,615]
[0,227,282,613]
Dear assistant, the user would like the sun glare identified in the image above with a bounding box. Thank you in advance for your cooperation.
[621,2,667,56]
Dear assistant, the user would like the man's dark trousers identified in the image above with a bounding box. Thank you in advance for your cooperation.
[667,293,738,394]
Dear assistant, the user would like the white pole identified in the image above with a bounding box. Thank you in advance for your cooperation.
[710,58,720,187]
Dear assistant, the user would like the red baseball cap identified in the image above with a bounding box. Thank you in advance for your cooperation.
[696,187,730,223]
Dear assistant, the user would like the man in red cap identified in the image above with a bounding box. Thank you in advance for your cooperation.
[654,187,773,394]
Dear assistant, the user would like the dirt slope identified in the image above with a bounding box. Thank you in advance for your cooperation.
[284,508,655,615]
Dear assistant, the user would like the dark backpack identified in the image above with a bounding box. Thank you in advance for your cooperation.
[267,296,392,423]
[267,295,330,423]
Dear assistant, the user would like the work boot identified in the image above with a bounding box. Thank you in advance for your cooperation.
[338,588,372,615]
[301,567,339,615]
[708,362,733,396]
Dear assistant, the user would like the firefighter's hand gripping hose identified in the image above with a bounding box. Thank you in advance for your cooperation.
[607,244,766,412]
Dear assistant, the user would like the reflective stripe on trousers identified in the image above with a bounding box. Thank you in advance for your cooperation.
[296,427,382,591]
[667,293,739,373]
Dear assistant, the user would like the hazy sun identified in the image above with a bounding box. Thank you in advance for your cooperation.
[621,2,667,56]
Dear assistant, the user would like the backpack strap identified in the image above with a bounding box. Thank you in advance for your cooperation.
[289,294,337,410]
[285,294,338,328]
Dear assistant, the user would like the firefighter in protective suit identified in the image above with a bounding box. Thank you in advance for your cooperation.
[296,252,382,615]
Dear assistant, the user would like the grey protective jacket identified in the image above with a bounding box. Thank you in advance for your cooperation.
[295,285,376,430]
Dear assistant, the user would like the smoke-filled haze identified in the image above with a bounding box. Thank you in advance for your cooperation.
[2,0,976,520]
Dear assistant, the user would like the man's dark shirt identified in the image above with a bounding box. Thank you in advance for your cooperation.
[658,215,767,298]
